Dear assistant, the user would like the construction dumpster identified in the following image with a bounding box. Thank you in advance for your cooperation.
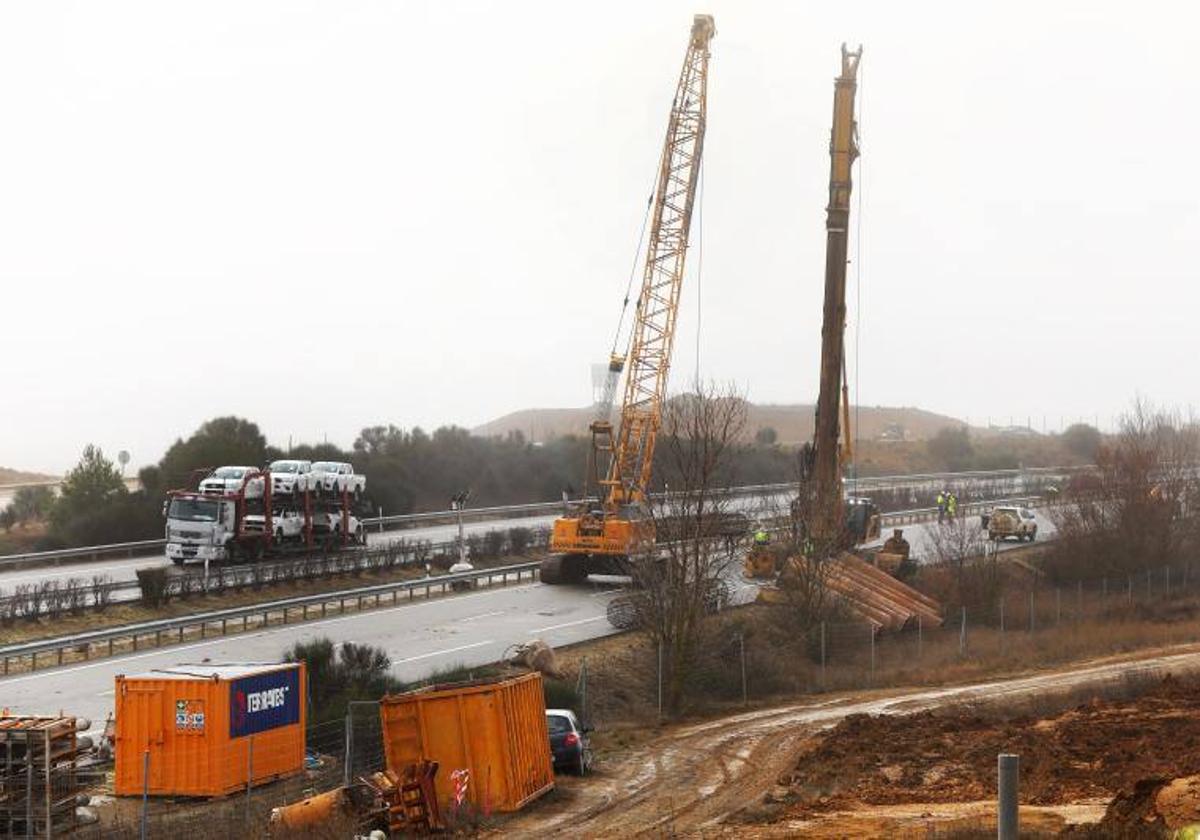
[379,672,553,813]
[114,662,306,797]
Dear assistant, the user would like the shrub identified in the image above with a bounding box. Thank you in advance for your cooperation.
[136,567,170,607]
[508,527,531,556]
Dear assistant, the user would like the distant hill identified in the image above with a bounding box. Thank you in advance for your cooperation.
[474,403,972,445]
[0,467,57,486]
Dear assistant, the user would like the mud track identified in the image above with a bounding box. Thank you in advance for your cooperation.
[501,644,1200,838]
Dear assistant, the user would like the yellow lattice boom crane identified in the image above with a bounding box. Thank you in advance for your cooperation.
[540,14,715,586]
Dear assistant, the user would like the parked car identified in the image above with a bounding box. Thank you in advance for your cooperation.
[199,466,263,498]
[309,462,366,499]
[987,505,1038,542]
[546,708,592,775]
[267,459,312,496]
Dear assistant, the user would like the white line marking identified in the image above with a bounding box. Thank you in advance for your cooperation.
[533,616,606,633]
[458,611,505,623]
[394,641,493,664]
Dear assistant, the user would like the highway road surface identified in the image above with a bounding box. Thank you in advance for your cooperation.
[1,579,623,731]
[867,507,1058,560]
[0,508,1053,731]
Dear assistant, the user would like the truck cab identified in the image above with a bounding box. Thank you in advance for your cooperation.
[165,493,237,563]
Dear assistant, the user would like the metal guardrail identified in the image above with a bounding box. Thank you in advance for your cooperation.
[0,561,542,676]
[0,539,169,569]
[0,468,1074,570]
[878,496,1045,527]
[0,530,553,610]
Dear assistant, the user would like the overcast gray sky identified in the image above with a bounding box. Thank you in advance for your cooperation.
[2,1,1196,473]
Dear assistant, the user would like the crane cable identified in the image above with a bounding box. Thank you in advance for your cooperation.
[851,61,865,495]
[694,159,705,385]
[610,141,669,360]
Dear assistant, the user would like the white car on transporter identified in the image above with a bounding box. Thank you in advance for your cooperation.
[309,462,366,500]
[267,459,313,496]
[198,466,264,498]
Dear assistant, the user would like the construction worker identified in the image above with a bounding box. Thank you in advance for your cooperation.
[936,490,946,523]
[947,492,958,521]
[754,529,770,547]
[882,528,910,558]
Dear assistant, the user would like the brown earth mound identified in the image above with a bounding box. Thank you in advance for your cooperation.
[778,675,1200,815]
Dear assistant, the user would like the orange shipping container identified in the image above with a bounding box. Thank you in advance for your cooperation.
[379,672,553,813]
[114,663,306,797]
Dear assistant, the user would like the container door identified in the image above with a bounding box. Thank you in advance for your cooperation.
[125,689,165,790]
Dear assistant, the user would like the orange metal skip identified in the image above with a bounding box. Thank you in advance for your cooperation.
[114,663,306,797]
[379,672,553,813]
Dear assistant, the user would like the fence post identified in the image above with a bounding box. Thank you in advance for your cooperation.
[999,598,1005,652]
[1029,590,1034,633]
[917,614,922,661]
[577,657,589,727]
[959,607,967,656]
[1147,567,1152,600]
[998,753,1020,840]
[1166,565,1171,596]
[343,712,354,787]
[1102,577,1107,603]
[1055,588,1061,626]
[1077,580,1082,620]
[26,753,33,839]
[820,622,827,688]
[245,736,254,823]
[657,641,663,720]
[1128,575,1133,605]
[739,633,747,706]
[140,749,149,840]
[869,624,876,685]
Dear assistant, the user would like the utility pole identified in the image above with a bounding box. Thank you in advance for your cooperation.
[450,490,472,570]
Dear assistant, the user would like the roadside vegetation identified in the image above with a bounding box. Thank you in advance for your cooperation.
[3,409,1101,554]
[557,401,1200,728]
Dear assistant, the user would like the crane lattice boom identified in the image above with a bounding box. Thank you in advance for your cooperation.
[605,14,715,508]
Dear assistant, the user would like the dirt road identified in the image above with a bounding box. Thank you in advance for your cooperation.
[501,643,1200,838]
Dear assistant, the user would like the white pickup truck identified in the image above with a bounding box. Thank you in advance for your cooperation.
[310,462,366,499]
[199,466,264,498]
[986,505,1039,542]
[243,510,307,541]
[312,511,365,544]
[267,460,313,496]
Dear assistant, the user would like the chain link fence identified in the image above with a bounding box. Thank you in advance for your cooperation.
[561,557,1200,726]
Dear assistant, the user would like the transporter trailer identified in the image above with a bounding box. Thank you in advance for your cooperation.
[164,468,365,564]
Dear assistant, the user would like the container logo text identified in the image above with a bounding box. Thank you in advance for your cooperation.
[229,668,301,738]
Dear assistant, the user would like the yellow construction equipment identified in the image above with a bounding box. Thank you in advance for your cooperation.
[747,45,880,583]
[542,14,715,585]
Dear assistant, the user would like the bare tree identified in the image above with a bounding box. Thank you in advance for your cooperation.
[618,383,747,717]
[1048,400,1200,579]
[926,515,1002,616]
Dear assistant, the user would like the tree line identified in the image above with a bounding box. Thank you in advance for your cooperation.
[1,410,1105,554]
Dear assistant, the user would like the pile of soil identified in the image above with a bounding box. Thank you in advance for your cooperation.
[1079,774,1200,837]
[778,675,1200,815]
